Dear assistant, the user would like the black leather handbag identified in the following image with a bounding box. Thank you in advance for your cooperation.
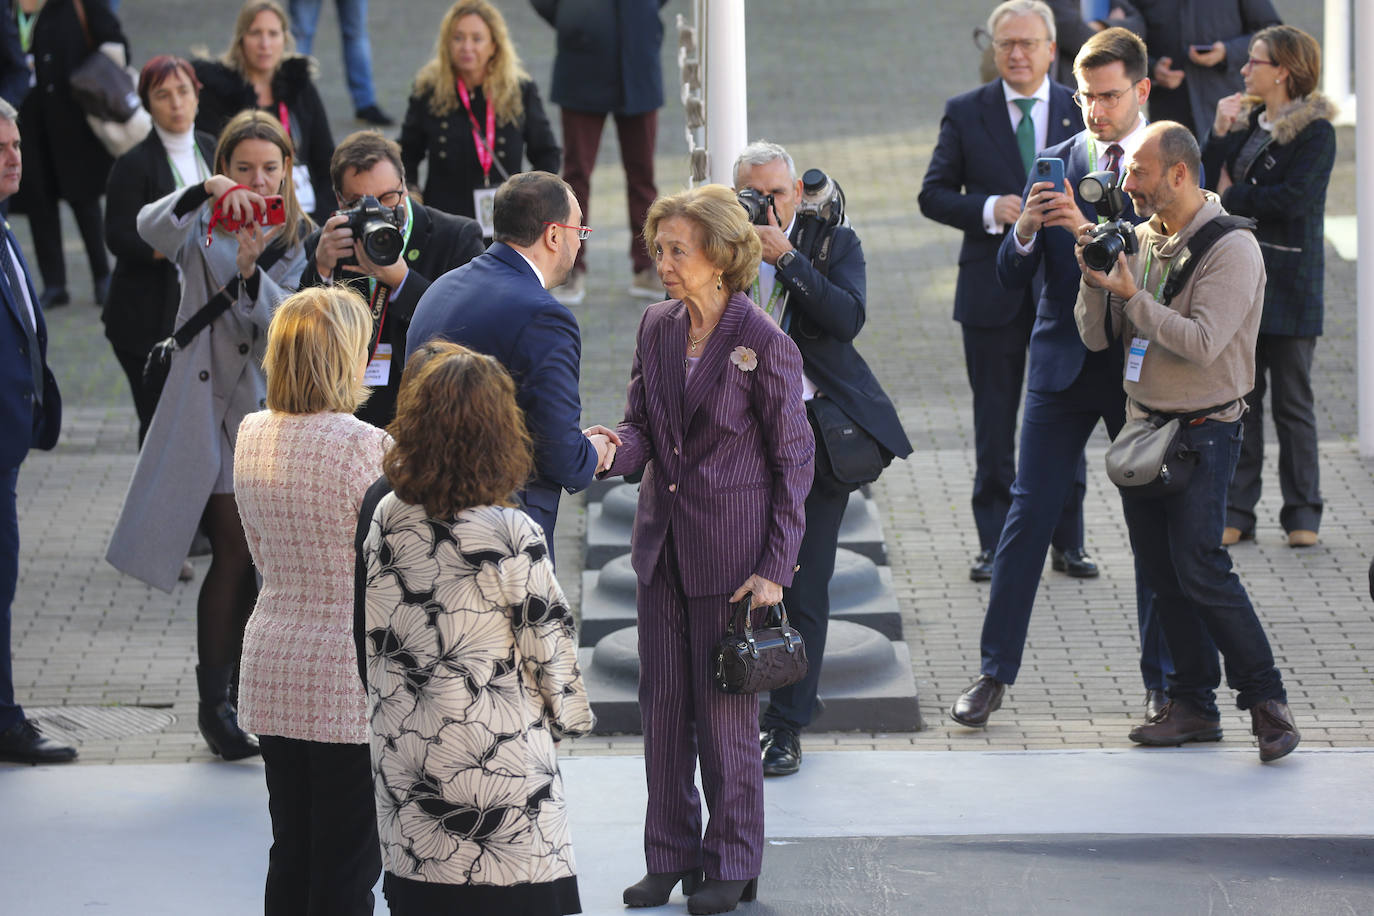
[712,597,809,695]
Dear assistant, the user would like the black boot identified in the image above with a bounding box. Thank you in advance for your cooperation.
[688,877,758,914]
[624,869,704,907]
[196,664,260,760]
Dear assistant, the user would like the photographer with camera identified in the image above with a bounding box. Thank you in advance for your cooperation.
[733,141,911,777]
[302,131,486,428]
[1073,121,1298,762]
[952,27,1198,731]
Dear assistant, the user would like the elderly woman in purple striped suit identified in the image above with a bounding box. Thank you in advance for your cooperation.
[596,184,814,915]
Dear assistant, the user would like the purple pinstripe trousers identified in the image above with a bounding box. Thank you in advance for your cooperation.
[637,543,764,881]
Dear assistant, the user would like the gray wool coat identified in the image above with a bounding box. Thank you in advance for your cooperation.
[105,188,306,592]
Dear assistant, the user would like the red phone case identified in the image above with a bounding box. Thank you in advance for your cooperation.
[221,195,286,232]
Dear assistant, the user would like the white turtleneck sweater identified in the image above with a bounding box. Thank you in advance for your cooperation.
[154,124,204,188]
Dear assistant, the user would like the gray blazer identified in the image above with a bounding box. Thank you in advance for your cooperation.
[105,188,306,592]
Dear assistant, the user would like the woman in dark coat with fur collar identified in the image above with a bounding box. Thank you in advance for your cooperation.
[191,0,334,224]
[1202,25,1337,549]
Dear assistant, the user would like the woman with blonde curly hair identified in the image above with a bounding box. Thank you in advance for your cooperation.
[399,0,560,228]
[592,184,814,914]
[233,284,388,914]
[358,342,593,915]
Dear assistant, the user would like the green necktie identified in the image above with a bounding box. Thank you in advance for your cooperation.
[1014,98,1037,173]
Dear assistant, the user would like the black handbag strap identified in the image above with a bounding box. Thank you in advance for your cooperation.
[1159,214,1257,306]
[1130,397,1238,426]
[171,234,293,348]
[72,0,94,52]
[727,596,791,640]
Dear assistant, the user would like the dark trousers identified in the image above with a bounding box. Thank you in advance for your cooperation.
[561,107,658,274]
[258,735,381,916]
[1123,420,1286,717]
[113,345,163,447]
[979,354,1186,689]
[1228,334,1322,535]
[961,314,1086,553]
[27,195,108,292]
[638,535,763,881]
[761,461,850,733]
[0,467,20,732]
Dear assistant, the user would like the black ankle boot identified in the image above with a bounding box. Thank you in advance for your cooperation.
[623,868,704,907]
[687,877,758,914]
[195,664,260,760]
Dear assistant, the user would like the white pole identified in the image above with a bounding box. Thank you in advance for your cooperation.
[1325,0,1357,125]
[1357,0,1374,456]
[703,0,747,186]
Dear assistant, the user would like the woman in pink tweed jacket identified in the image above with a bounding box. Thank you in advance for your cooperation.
[233,286,389,914]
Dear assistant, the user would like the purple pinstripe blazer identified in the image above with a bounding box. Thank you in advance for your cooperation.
[603,291,815,597]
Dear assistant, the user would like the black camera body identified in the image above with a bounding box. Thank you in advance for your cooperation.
[1077,170,1137,273]
[736,187,776,226]
[337,195,405,267]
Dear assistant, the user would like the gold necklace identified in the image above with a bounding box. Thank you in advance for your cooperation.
[688,321,718,352]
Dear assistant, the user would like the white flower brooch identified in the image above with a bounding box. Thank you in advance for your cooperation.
[730,346,758,372]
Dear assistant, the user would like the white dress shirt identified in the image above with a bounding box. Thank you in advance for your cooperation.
[983,76,1052,234]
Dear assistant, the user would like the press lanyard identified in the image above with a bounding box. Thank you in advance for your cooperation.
[751,273,786,319]
[166,146,209,189]
[365,197,415,355]
[276,102,291,137]
[1140,245,1172,301]
[457,78,496,184]
[16,10,34,53]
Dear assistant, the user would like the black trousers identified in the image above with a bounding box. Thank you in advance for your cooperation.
[258,735,380,916]
[27,195,108,292]
[112,345,163,447]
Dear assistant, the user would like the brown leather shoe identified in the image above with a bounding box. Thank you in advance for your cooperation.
[1144,689,1168,722]
[950,675,1004,728]
[1128,700,1222,746]
[1251,698,1300,762]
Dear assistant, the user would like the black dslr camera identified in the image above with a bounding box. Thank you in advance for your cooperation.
[1077,170,1137,273]
[337,195,405,267]
[736,187,777,226]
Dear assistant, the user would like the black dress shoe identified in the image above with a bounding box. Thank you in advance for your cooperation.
[760,726,801,776]
[687,877,758,915]
[1128,700,1222,746]
[1051,547,1099,578]
[38,287,70,309]
[950,675,1004,728]
[969,548,993,582]
[355,104,395,126]
[0,718,77,763]
[624,869,704,907]
[1145,689,1168,722]
[1251,698,1300,763]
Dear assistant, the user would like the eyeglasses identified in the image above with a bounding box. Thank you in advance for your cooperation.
[993,37,1047,55]
[1072,81,1141,110]
[338,187,405,209]
[544,221,592,240]
[1245,57,1276,68]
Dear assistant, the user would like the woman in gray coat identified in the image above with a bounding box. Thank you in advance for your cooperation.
[106,111,311,760]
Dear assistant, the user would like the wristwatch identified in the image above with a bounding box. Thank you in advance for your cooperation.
[776,250,796,270]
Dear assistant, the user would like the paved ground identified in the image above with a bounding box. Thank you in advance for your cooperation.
[5,0,1373,909]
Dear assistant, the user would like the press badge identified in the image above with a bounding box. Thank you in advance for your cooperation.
[1126,337,1149,382]
[364,343,392,386]
[473,187,498,237]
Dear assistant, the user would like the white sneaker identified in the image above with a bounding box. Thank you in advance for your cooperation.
[553,271,586,305]
[629,267,664,299]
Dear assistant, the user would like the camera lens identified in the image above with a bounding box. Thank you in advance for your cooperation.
[1083,231,1124,272]
[360,221,404,266]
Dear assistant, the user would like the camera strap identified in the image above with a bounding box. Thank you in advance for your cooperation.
[1158,215,1256,307]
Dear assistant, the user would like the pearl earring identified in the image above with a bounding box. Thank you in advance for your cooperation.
[717,274,723,291]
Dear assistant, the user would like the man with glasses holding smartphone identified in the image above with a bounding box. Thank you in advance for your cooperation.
[405,170,615,553]
[303,131,485,427]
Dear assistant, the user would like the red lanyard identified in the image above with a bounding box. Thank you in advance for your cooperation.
[276,101,291,137]
[456,78,495,181]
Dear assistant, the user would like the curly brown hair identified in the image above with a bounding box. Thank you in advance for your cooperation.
[383,344,532,518]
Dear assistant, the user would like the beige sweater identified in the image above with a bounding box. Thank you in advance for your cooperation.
[1075,195,1265,420]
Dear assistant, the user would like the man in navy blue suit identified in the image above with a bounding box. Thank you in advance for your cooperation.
[952,26,1200,729]
[920,0,1095,584]
[405,171,613,557]
[0,99,73,764]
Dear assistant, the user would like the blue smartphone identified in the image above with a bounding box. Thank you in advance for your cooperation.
[1024,157,1065,199]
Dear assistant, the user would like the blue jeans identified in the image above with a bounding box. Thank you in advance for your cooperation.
[1121,419,1286,717]
[288,0,377,110]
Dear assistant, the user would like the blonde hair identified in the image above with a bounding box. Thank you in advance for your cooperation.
[221,0,297,75]
[264,286,373,414]
[643,185,763,295]
[414,0,528,124]
[214,109,312,249]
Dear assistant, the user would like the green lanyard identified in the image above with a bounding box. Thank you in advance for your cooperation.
[16,10,35,54]
[1140,245,1172,301]
[750,272,786,319]
[166,146,210,189]
[365,197,414,303]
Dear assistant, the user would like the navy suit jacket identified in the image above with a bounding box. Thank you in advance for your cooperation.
[919,78,1079,328]
[996,130,1138,392]
[603,292,814,597]
[0,224,60,470]
[405,242,597,527]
